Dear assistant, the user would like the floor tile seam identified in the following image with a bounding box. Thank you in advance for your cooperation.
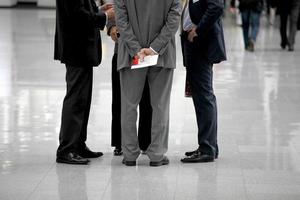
[25,162,56,200]
[172,162,182,200]
[240,149,251,200]
[100,174,112,200]
[291,142,300,159]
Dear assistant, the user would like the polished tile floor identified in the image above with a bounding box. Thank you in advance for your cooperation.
[1,7,300,200]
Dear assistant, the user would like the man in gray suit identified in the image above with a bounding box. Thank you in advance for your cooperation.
[115,0,181,167]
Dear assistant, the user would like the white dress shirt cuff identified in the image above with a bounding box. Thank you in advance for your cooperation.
[105,12,108,26]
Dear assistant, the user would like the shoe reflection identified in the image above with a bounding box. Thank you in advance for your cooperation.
[56,165,88,200]
[108,158,174,200]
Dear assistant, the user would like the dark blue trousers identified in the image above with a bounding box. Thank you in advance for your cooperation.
[183,39,219,157]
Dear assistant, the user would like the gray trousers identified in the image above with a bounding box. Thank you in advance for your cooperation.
[289,0,300,46]
[119,67,174,162]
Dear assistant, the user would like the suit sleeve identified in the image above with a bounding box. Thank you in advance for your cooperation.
[64,0,107,30]
[106,19,116,36]
[150,0,182,55]
[115,0,142,57]
[195,0,224,41]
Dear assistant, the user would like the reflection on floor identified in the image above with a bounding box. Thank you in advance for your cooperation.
[1,7,300,200]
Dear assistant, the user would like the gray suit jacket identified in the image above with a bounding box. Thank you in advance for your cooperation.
[115,0,181,70]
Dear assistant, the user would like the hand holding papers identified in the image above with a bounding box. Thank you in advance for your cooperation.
[131,55,159,69]
[131,48,159,69]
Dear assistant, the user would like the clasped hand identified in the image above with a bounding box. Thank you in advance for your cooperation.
[136,48,158,62]
[188,27,198,43]
[109,26,118,42]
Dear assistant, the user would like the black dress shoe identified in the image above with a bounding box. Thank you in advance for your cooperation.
[113,148,123,156]
[122,158,136,166]
[185,148,200,157]
[185,148,218,159]
[78,146,103,158]
[288,45,294,51]
[56,152,90,165]
[141,150,147,155]
[150,156,169,167]
[281,41,287,49]
[246,40,254,52]
[181,152,214,163]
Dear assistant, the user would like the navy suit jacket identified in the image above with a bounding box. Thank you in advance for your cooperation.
[54,0,107,67]
[183,0,226,64]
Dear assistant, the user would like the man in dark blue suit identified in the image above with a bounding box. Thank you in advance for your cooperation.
[180,0,226,163]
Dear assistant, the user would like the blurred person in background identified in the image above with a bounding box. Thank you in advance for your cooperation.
[278,0,300,51]
[265,0,277,25]
[230,0,243,26]
[239,0,264,52]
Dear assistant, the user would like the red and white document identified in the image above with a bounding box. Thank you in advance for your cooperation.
[131,55,159,69]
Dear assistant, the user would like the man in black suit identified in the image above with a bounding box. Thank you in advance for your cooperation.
[54,0,114,165]
[180,0,226,163]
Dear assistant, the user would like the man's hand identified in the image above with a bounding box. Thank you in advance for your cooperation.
[100,3,114,12]
[105,8,115,21]
[136,51,146,62]
[188,27,198,43]
[138,48,158,61]
[140,48,157,56]
[109,26,118,42]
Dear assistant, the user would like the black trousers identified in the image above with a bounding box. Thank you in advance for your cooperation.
[111,53,152,151]
[183,39,218,157]
[280,11,289,46]
[57,65,93,156]
[279,0,300,47]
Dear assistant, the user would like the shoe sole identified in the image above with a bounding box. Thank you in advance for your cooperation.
[80,153,103,159]
[122,160,136,166]
[150,160,169,167]
[185,153,218,159]
[56,158,89,165]
[181,158,214,163]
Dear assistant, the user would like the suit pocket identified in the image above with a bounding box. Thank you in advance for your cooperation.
[87,37,95,42]
[213,21,221,34]
[189,36,207,52]
[87,33,96,42]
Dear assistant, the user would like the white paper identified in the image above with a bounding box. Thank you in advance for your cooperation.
[131,55,159,69]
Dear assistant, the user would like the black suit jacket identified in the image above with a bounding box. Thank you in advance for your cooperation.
[184,0,226,64]
[54,0,107,67]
